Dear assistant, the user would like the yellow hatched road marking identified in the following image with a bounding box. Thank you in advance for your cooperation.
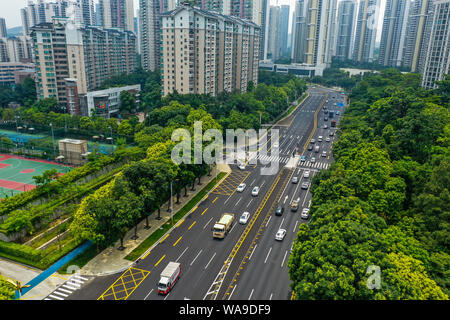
[98,267,150,300]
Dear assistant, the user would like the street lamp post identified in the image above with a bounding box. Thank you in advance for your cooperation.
[50,123,56,159]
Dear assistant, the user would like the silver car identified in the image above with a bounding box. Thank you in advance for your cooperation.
[275,229,287,241]
[237,183,246,192]
[251,186,260,196]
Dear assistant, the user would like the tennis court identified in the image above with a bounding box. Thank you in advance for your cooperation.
[0,154,71,199]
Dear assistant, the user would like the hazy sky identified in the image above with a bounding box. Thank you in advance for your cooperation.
[3,0,385,41]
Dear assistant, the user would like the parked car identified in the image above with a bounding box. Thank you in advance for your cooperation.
[275,229,287,241]
[239,212,250,224]
[301,208,310,220]
[251,186,260,196]
[237,183,246,192]
[275,205,284,216]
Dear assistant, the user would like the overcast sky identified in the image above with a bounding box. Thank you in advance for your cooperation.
[3,0,385,41]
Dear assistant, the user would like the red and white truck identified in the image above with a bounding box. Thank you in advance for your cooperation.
[158,262,181,295]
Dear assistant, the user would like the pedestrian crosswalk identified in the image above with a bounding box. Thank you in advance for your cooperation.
[299,161,330,169]
[248,154,291,164]
[44,274,90,300]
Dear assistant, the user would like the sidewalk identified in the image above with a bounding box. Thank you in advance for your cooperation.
[79,163,231,277]
[0,257,69,300]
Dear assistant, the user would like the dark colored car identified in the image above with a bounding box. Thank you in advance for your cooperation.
[275,206,284,216]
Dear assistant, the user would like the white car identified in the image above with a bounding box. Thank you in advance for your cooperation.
[318,136,323,142]
[326,137,331,142]
[239,212,250,224]
[275,229,287,241]
[311,157,316,163]
[323,124,328,129]
[301,208,310,219]
[252,186,260,196]
[273,142,279,148]
[322,151,327,157]
[237,183,246,192]
[304,170,310,178]
[238,163,246,170]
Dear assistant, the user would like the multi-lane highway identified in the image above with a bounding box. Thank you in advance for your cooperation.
[65,86,345,301]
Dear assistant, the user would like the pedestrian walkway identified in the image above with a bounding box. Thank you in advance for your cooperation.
[44,274,91,300]
[248,153,291,164]
[298,161,330,169]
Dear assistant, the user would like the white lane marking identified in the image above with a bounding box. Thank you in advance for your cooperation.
[73,275,89,281]
[264,247,272,264]
[260,180,266,188]
[229,285,237,300]
[283,195,289,204]
[265,216,271,227]
[247,198,253,208]
[57,288,72,294]
[190,250,202,266]
[293,220,299,233]
[302,193,309,206]
[281,250,288,268]
[176,246,189,262]
[204,252,216,270]
[69,278,84,284]
[229,222,237,234]
[204,217,213,229]
[250,179,256,186]
[144,289,154,300]
[62,284,78,291]
[234,197,242,206]
[164,293,170,300]
[279,217,285,229]
[65,282,80,288]
[249,244,258,260]
[248,289,254,300]
[49,294,64,300]
[269,293,273,300]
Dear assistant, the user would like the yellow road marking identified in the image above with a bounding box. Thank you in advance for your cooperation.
[177,219,185,228]
[188,221,196,230]
[142,249,151,259]
[173,236,182,247]
[212,196,218,203]
[155,255,166,267]
[98,267,150,300]
[160,234,170,243]
[192,206,198,212]
[201,208,208,216]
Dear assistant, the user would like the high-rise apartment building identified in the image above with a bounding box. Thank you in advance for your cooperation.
[0,18,7,38]
[31,18,137,114]
[279,5,290,57]
[160,4,260,96]
[0,36,33,63]
[291,0,307,63]
[403,0,435,72]
[267,6,282,61]
[335,0,357,61]
[140,0,161,72]
[421,0,450,88]
[378,0,411,67]
[353,0,380,63]
[98,0,134,32]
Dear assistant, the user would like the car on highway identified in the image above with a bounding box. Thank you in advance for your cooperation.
[329,131,335,137]
[322,151,327,157]
[324,109,328,114]
[324,117,328,121]
[308,145,313,151]
[273,142,279,148]
[239,212,250,224]
[326,137,331,142]
[237,183,246,192]
[318,136,323,142]
[300,155,306,162]
[275,205,284,216]
[252,186,260,196]
[301,208,310,220]
[291,199,299,212]
[292,176,299,184]
[238,162,246,170]
[310,139,316,144]
[311,157,316,163]
[336,111,340,115]
[301,182,309,190]
[304,170,310,178]
[275,229,287,241]
[323,124,328,129]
